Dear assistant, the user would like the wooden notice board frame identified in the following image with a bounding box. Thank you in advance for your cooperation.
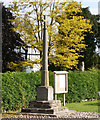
[54,71,68,94]
[54,71,68,106]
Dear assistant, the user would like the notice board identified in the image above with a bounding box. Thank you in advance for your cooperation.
[54,71,68,94]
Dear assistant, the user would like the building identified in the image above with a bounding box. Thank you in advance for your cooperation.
[16,45,41,72]
[23,46,41,72]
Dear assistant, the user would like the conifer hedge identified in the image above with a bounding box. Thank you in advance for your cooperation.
[2,72,41,111]
[2,71,99,111]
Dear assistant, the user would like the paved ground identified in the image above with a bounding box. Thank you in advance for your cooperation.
[2,112,100,120]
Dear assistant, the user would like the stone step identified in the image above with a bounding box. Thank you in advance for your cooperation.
[22,107,68,114]
[6,110,76,118]
[29,100,61,108]
[22,108,54,114]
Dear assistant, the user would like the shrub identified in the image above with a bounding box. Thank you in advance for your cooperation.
[66,71,99,102]
[2,72,41,111]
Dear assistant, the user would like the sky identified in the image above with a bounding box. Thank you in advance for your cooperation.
[0,0,100,15]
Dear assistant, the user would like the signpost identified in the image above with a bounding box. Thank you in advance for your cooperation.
[54,71,68,106]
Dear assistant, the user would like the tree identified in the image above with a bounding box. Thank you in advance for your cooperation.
[78,7,99,70]
[8,0,92,70]
[49,2,92,70]
[2,5,25,72]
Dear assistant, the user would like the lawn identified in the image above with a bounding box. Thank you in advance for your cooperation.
[65,100,100,113]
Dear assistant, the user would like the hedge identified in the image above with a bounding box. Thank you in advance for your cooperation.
[2,70,99,111]
[2,72,41,111]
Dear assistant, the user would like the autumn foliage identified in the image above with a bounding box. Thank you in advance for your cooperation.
[8,0,92,71]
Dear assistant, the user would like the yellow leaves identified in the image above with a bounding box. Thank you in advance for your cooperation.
[52,1,93,69]
[8,60,40,72]
[63,1,82,17]
[8,0,93,70]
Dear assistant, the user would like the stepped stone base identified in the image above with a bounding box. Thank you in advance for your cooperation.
[21,87,70,116]
[29,100,61,108]
[21,100,69,115]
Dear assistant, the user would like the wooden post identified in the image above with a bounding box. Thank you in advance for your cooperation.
[54,93,57,100]
[63,93,65,106]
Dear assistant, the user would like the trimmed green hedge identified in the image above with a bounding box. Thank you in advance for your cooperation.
[2,70,99,111]
[2,72,41,111]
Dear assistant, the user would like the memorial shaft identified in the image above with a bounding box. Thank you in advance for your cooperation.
[41,15,49,86]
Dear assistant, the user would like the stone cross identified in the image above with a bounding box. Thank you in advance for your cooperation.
[41,15,49,86]
[37,15,53,101]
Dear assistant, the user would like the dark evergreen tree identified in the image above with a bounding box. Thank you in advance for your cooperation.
[78,7,98,70]
[2,5,25,72]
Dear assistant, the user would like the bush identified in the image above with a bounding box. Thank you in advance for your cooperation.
[66,71,99,102]
[2,72,41,111]
[2,70,99,111]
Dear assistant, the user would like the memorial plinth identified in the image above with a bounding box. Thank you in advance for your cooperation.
[37,86,53,101]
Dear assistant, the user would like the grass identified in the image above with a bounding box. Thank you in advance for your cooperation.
[65,100,100,113]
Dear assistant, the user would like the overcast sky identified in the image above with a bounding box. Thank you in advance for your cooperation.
[0,0,100,15]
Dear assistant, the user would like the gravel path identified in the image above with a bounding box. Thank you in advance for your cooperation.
[2,112,100,120]
[63,112,99,119]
